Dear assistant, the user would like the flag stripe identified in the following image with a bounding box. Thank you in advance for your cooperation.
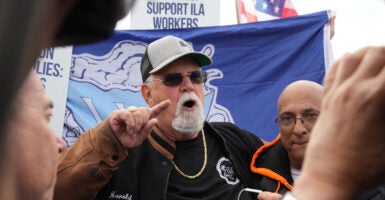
[240,0,258,22]
[238,0,298,23]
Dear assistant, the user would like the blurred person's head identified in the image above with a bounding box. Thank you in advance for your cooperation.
[0,0,135,165]
[53,0,135,46]
[7,70,66,199]
[276,80,323,170]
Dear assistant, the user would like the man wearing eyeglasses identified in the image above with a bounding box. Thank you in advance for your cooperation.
[55,35,267,200]
[251,80,385,200]
[250,80,322,195]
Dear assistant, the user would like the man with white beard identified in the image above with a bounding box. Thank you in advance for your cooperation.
[55,35,266,200]
[172,92,205,134]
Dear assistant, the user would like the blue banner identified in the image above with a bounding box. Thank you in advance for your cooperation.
[63,11,331,145]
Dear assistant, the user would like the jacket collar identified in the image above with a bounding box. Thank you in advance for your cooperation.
[147,122,212,161]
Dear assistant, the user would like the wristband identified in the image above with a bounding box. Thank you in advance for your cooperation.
[283,191,299,200]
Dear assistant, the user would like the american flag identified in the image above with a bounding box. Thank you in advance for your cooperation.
[237,0,298,23]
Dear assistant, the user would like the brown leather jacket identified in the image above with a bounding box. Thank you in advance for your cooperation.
[54,120,128,200]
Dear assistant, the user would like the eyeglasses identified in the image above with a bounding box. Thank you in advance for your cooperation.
[275,111,319,127]
[147,71,208,87]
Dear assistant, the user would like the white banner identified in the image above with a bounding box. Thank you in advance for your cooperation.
[34,46,72,136]
[130,0,221,29]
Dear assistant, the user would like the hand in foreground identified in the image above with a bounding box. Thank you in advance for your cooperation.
[294,46,385,199]
[258,191,282,200]
[109,100,171,149]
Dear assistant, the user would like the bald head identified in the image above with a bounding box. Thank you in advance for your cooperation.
[278,80,323,112]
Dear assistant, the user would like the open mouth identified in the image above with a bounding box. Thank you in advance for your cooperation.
[183,100,196,109]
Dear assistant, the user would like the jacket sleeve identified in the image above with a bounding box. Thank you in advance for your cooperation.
[54,120,128,200]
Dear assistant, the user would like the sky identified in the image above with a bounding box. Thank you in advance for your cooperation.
[292,0,385,60]
[116,0,385,60]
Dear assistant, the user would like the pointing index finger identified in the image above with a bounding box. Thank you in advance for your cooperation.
[149,100,171,119]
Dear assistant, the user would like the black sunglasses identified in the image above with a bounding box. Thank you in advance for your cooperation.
[149,71,208,87]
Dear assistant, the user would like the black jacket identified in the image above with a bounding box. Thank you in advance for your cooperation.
[97,122,264,200]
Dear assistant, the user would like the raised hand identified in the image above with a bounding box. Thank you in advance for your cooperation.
[109,100,171,149]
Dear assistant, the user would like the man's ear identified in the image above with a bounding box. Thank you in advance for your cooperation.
[141,84,152,106]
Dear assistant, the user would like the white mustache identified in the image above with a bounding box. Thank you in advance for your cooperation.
[172,93,205,134]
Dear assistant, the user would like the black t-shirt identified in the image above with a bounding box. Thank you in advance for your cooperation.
[167,130,252,200]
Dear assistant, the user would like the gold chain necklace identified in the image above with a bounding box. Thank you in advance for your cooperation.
[171,129,207,179]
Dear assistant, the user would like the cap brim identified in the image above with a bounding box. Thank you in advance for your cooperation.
[149,52,212,74]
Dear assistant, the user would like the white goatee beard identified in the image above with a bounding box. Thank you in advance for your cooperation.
[172,93,205,134]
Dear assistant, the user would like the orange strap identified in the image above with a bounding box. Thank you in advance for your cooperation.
[250,134,294,192]
[250,135,281,169]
